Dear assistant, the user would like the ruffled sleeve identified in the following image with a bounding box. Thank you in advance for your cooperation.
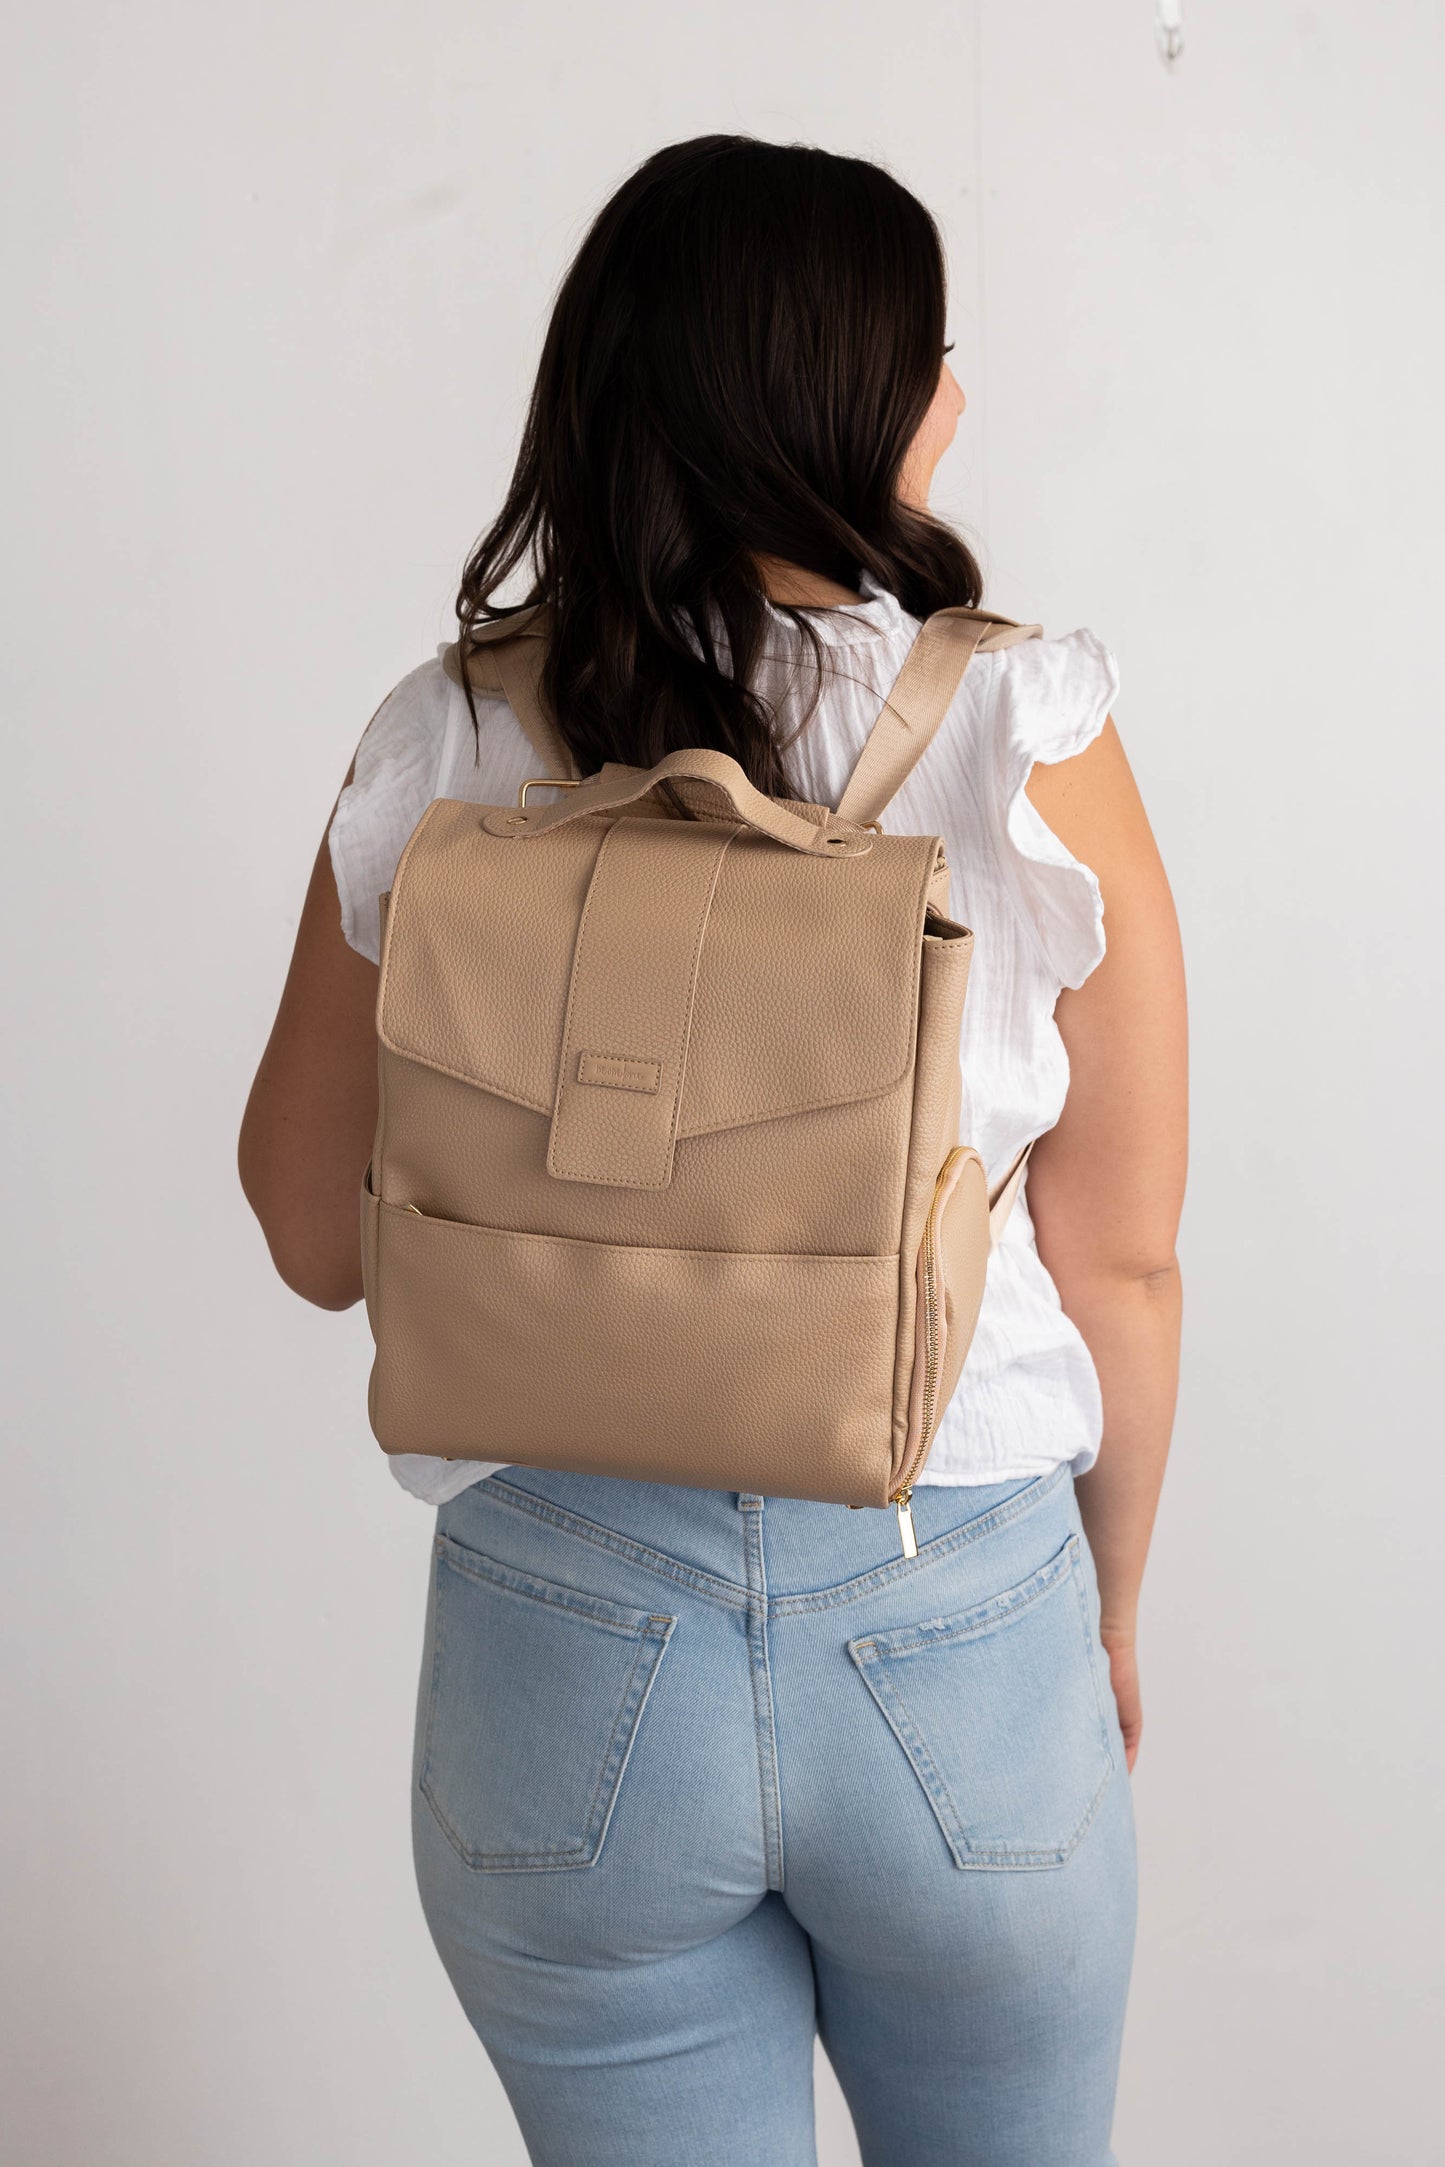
[327,654,455,964]
[982,628,1118,990]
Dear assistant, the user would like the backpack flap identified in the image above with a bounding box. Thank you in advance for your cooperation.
[375,787,946,1188]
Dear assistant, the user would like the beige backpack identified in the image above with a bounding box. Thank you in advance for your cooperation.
[361,603,1041,1553]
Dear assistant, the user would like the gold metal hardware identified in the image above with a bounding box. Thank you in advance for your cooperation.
[895,1489,919,1559]
[518,776,584,808]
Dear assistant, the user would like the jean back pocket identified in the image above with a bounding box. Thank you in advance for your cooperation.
[848,1533,1114,1870]
[421,1534,675,1871]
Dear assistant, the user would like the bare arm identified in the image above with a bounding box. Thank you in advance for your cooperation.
[237,768,378,1310]
[1023,720,1188,1769]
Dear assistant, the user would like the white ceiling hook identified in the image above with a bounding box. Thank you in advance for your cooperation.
[1156,0,1184,67]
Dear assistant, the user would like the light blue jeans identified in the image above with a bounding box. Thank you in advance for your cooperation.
[412,1461,1136,2166]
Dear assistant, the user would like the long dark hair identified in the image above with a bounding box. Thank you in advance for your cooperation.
[454,135,982,795]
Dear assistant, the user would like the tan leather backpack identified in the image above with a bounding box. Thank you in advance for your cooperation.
[361,603,1041,1553]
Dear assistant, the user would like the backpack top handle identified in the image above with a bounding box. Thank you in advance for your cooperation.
[480,745,876,859]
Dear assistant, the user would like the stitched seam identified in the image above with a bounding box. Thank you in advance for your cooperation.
[581,1619,676,1867]
[548,818,613,1180]
[844,1542,1083,1861]
[373,1042,551,1115]
[419,1606,672,1871]
[745,1509,785,1892]
[950,1760,1112,1869]
[664,828,733,1180]
[542,1166,665,1191]
[573,1627,665,1859]
[850,1658,970,1857]
[768,1463,1067,1615]
[549,825,734,1184]
[849,1536,1077,1656]
[419,1542,583,1867]
[376,1197,894,1263]
[416,1563,596,1865]
[379,825,922,1130]
[885,839,951,1491]
[481,1477,750,1611]
[473,1465,1066,1618]
[434,1534,669,1637]
[674,1063,914,1139]
[371,1045,917,1133]
[417,1534,450,1845]
[849,1542,1117,1880]
[956,1536,1116,1864]
[577,1053,663,1093]
[847,1530,1116,1871]
[420,1770,591,1869]
[375,798,448,1035]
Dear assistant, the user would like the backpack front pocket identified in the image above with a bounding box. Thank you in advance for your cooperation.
[848,1534,1114,1869]
[366,1194,899,1505]
[420,1534,675,1871]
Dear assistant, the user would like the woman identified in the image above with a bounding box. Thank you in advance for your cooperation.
[240,137,1185,2167]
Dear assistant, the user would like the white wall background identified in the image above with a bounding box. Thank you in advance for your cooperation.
[5,3,1443,2160]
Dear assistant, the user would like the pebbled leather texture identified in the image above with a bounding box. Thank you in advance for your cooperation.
[547,817,737,1189]
[363,1180,898,1501]
[367,606,1043,1508]
[377,807,939,1141]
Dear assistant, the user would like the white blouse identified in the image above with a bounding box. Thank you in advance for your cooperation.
[329,574,1118,1505]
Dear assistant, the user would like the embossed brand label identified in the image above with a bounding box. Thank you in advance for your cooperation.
[577,1052,663,1094]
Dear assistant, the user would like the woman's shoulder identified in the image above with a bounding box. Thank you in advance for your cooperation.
[876,588,1117,773]
[974,622,1120,765]
[964,622,1119,992]
[353,650,455,778]
[327,646,532,963]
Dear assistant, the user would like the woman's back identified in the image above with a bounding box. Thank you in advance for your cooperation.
[328,575,1119,1506]
[240,136,1184,2165]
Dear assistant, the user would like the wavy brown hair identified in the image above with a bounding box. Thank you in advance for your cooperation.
[454,134,982,795]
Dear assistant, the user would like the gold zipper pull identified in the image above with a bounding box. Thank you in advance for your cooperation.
[895,1489,918,1559]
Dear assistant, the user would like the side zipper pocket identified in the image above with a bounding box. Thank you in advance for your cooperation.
[894,1145,991,1554]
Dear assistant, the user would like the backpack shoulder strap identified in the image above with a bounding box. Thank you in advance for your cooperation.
[439,606,580,780]
[835,607,1043,826]
[988,1138,1033,1248]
